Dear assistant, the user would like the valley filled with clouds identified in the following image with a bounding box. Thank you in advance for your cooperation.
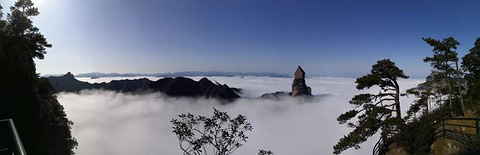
[59,76,423,155]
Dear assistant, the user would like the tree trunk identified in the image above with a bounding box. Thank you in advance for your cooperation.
[393,80,401,119]
[455,60,466,116]
[447,83,453,116]
[445,62,454,117]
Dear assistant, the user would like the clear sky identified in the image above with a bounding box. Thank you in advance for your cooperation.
[2,0,480,78]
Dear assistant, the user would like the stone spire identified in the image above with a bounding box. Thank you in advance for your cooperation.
[291,66,312,96]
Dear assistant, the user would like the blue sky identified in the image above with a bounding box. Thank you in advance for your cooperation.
[2,0,480,78]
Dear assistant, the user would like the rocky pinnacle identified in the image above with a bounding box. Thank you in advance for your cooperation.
[291,66,312,96]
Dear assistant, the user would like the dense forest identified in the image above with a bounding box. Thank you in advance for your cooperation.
[0,0,77,154]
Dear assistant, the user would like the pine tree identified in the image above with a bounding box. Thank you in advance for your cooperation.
[462,38,480,108]
[422,37,465,116]
[333,59,408,154]
[0,0,77,154]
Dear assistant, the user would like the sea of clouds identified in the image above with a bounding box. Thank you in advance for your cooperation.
[58,76,424,155]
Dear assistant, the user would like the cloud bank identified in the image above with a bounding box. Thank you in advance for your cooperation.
[60,76,423,155]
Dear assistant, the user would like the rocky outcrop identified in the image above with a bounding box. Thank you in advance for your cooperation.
[261,66,312,98]
[291,66,312,96]
[260,91,290,100]
[47,72,94,92]
[47,73,240,100]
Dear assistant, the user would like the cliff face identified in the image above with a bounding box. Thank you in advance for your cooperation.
[47,73,240,99]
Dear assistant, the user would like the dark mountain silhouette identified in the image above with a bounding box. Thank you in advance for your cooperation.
[47,72,94,92]
[69,71,291,78]
[47,73,241,99]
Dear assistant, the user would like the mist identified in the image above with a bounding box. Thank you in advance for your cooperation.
[59,76,423,155]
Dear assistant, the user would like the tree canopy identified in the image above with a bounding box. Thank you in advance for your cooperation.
[422,37,465,116]
[0,0,77,154]
[393,37,480,154]
[334,59,408,154]
[462,38,480,107]
[171,108,253,155]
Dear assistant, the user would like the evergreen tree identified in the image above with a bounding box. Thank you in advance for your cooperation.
[405,87,432,119]
[462,38,480,108]
[404,75,441,120]
[0,0,77,154]
[422,37,465,116]
[333,59,408,154]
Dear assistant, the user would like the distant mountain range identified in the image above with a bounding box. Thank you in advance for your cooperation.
[69,71,291,78]
[47,72,241,100]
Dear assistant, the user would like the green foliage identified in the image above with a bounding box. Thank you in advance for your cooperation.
[397,37,480,154]
[423,37,459,72]
[466,135,480,151]
[405,87,432,119]
[171,108,253,155]
[462,38,480,110]
[3,0,51,59]
[333,107,385,154]
[462,38,480,76]
[0,0,77,154]
[408,37,463,117]
[333,59,408,154]
[395,109,446,155]
[349,94,373,106]
[37,78,78,154]
[337,110,359,124]
[356,60,408,90]
[422,37,465,116]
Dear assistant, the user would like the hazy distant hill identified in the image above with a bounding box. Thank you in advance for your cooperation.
[72,71,291,78]
[47,72,241,100]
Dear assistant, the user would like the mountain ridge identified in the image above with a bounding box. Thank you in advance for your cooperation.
[50,71,291,78]
[47,72,241,100]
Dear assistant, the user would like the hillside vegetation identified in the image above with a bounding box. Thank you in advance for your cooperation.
[0,0,77,154]
[335,37,480,154]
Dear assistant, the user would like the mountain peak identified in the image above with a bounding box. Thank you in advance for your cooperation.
[292,66,311,96]
[294,66,305,79]
[64,72,74,78]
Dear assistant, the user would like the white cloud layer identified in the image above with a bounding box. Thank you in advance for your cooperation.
[60,76,423,155]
